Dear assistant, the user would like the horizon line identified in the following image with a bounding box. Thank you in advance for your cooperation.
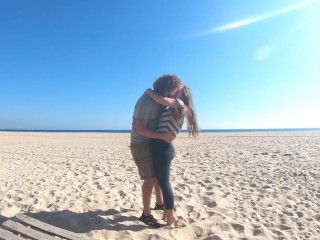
[1,128,319,132]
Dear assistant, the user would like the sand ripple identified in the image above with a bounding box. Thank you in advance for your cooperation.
[1,131,320,239]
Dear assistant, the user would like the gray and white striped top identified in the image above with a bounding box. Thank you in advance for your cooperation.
[155,98,185,138]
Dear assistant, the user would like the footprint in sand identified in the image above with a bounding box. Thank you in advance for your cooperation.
[278,224,291,230]
[283,153,293,157]
[190,210,201,219]
[214,222,230,231]
[192,225,209,238]
[205,200,217,208]
[199,195,217,206]
[13,196,22,202]
[180,204,194,213]
[270,228,285,237]
[253,227,265,237]
[282,210,294,216]
[314,213,320,221]
[6,194,12,199]
[231,222,245,234]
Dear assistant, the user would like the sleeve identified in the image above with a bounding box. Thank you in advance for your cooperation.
[176,98,185,110]
[134,94,152,122]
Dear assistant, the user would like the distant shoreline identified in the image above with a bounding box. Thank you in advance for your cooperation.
[0,128,319,133]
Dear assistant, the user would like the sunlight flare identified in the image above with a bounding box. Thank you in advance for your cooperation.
[204,0,316,34]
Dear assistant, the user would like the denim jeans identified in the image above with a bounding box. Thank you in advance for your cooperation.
[151,139,175,210]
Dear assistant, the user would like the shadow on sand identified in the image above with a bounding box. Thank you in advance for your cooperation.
[0,215,8,225]
[0,208,149,233]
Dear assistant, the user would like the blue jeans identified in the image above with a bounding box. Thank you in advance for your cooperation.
[151,139,175,210]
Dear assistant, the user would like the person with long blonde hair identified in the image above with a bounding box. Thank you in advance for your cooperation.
[145,85,200,227]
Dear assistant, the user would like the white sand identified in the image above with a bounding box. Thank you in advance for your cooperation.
[0,131,320,239]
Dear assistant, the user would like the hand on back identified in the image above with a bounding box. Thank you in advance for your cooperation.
[161,133,174,143]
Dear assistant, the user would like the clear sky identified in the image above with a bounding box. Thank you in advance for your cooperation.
[1,0,319,130]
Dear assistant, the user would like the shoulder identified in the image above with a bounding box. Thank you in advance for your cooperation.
[136,93,158,107]
[134,93,162,116]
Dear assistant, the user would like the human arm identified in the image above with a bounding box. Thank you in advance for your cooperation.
[145,88,179,109]
[136,119,174,143]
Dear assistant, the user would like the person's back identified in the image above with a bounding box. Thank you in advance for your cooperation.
[154,98,185,139]
[131,93,163,145]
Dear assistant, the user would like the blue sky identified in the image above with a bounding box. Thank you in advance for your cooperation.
[1,0,319,130]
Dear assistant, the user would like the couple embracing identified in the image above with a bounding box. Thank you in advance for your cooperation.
[130,74,200,228]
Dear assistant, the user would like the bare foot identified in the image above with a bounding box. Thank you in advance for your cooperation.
[167,215,179,228]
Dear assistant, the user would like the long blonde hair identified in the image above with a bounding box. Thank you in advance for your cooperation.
[179,86,200,138]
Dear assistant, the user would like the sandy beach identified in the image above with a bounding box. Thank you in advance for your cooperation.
[0,131,319,239]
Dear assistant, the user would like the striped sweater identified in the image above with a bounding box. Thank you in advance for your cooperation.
[155,98,185,138]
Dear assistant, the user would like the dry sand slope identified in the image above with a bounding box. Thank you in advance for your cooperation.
[0,132,320,239]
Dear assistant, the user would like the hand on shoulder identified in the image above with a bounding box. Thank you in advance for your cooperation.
[145,88,153,95]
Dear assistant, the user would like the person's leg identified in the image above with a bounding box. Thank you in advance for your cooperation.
[130,143,161,228]
[156,157,174,210]
[159,168,178,228]
[140,176,161,228]
[152,140,176,224]
[154,181,164,206]
[160,143,178,227]
[142,177,156,216]
[164,209,178,228]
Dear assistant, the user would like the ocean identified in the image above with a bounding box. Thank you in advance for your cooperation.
[0,128,319,133]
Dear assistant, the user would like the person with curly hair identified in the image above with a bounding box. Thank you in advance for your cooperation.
[130,74,183,228]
